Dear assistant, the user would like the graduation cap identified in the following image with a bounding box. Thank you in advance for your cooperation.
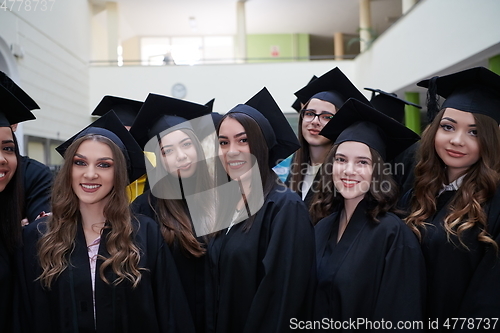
[91,95,143,127]
[205,98,224,129]
[319,98,420,161]
[365,88,421,124]
[417,67,500,123]
[291,75,318,112]
[294,67,371,108]
[0,84,36,127]
[0,71,40,111]
[130,93,210,149]
[55,111,146,184]
[226,87,300,167]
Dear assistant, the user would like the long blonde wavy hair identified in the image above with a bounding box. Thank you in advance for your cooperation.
[405,110,500,251]
[37,134,143,289]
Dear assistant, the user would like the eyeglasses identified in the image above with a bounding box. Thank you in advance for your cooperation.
[301,110,335,124]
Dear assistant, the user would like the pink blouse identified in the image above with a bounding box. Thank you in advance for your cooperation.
[88,237,100,325]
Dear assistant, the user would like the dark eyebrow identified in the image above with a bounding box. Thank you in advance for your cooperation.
[335,153,372,161]
[441,117,476,127]
[303,108,334,115]
[441,117,457,124]
[74,153,114,161]
[1,140,15,144]
[218,132,246,139]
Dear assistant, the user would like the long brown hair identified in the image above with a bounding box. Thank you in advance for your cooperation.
[0,129,24,254]
[405,110,500,251]
[288,100,334,192]
[215,112,279,231]
[151,129,211,257]
[37,134,143,289]
[309,144,399,224]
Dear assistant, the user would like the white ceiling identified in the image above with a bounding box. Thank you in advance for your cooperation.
[110,0,404,42]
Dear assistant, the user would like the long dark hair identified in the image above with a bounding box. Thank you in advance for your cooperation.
[215,112,279,231]
[288,100,334,192]
[405,110,500,251]
[0,129,24,254]
[150,128,212,257]
[309,144,399,224]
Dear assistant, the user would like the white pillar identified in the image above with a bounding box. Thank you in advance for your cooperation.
[106,2,119,63]
[359,0,371,53]
[402,0,418,15]
[236,1,247,63]
[16,123,25,156]
[334,32,344,60]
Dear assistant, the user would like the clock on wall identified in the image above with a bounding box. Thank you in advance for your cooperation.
[171,83,187,99]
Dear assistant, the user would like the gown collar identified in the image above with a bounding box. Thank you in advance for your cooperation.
[316,199,371,280]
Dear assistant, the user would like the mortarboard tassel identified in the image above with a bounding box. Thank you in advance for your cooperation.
[426,76,441,123]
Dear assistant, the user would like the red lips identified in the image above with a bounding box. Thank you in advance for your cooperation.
[308,129,320,135]
[446,149,466,158]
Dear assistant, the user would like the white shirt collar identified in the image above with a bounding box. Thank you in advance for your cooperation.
[438,174,466,196]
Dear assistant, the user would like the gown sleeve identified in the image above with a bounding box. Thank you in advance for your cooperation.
[372,215,426,327]
[242,197,316,333]
[22,156,53,222]
[455,193,500,325]
[137,214,197,333]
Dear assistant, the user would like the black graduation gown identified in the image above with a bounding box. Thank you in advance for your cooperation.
[314,200,425,332]
[19,214,195,333]
[131,190,207,333]
[391,142,419,199]
[21,156,52,222]
[206,185,316,333]
[0,242,15,332]
[421,187,500,332]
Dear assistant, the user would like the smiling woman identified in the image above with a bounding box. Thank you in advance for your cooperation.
[406,67,500,329]
[71,139,116,209]
[311,98,424,329]
[287,67,372,209]
[129,93,213,333]
[0,127,18,192]
[433,108,480,182]
[19,111,195,333]
[0,82,36,332]
[159,129,198,178]
[207,88,316,333]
